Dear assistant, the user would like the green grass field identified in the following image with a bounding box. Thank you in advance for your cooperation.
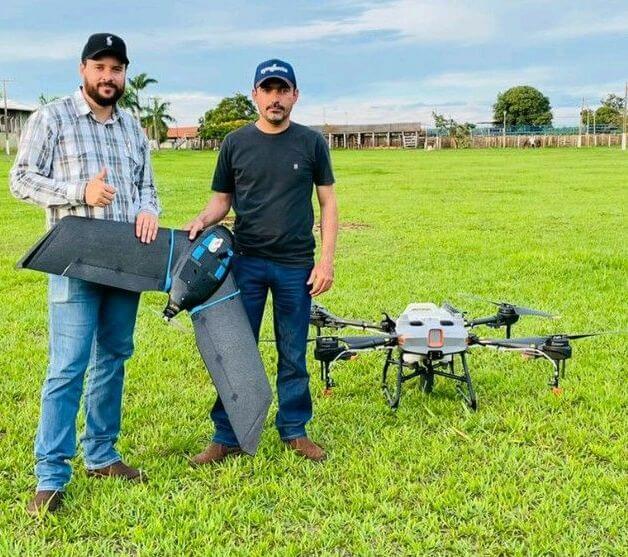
[0,148,626,555]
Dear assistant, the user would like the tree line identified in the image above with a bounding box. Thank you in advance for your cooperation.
[39,81,626,144]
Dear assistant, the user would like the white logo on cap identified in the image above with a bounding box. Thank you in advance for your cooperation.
[261,63,288,75]
[106,36,113,46]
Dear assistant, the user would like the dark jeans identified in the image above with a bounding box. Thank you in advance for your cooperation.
[211,255,313,445]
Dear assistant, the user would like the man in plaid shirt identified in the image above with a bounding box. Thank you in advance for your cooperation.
[10,33,159,515]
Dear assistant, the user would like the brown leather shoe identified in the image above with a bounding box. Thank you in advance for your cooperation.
[284,437,327,462]
[26,490,64,515]
[87,461,146,482]
[191,443,242,466]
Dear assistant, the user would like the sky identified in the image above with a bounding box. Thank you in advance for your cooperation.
[1,0,627,126]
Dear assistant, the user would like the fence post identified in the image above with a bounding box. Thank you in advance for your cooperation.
[623,82,627,150]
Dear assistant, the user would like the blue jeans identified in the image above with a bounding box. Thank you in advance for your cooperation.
[35,275,139,492]
[211,255,313,445]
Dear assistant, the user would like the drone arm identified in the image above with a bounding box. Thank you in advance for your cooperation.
[467,315,499,328]
[335,318,387,332]
[340,335,397,350]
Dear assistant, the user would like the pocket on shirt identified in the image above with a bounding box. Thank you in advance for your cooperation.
[126,150,142,180]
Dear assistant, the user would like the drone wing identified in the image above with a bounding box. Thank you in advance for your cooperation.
[17,216,190,292]
[190,272,272,455]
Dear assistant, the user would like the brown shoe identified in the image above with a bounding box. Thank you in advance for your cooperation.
[191,443,242,466]
[26,490,64,516]
[284,437,327,462]
[87,461,146,482]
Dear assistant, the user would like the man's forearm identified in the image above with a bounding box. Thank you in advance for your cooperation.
[10,166,86,208]
[319,195,338,263]
[197,194,232,227]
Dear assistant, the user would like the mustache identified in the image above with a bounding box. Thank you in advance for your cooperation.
[98,82,120,89]
[266,103,285,111]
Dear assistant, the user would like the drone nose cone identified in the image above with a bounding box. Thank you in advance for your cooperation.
[163,300,181,320]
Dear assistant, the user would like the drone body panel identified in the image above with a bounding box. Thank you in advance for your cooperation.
[396,303,468,358]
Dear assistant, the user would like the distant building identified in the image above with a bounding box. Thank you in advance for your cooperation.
[0,99,37,135]
[0,99,37,151]
[164,126,200,149]
[310,122,424,148]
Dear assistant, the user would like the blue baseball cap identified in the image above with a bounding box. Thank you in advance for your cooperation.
[253,59,297,89]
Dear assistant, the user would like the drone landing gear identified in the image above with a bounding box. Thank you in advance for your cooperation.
[321,361,336,395]
[381,351,477,411]
[550,360,566,395]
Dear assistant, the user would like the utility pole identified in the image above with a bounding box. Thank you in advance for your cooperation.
[1,78,14,156]
[578,98,584,148]
[622,82,627,151]
[148,96,160,150]
[502,110,507,148]
[593,110,597,147]
[586,102,591,147]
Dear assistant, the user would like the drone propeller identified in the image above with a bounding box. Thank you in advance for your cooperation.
[477,331,623,389]
[463,295,557,338]
[466,294,557,319]
[443,301,466,316]
[491,302,555,319]
[310,301,388,332]
[480,331,609,348]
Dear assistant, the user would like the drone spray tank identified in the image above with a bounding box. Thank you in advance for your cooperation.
[395,303,468,364]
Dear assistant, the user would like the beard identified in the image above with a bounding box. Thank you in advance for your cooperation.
[263,103,291,125]
[83,80,124,107]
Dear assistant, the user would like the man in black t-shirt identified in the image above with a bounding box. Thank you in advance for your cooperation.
[184,59,338,463]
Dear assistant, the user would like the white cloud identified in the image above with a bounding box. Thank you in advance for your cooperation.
[292,66,604,126]
[159,64,609,127]
[539,12,628,40]
[0,1,497,62]
[0,32,81,61]
[294,98,491,126]
[174,0,495,47]
[421,67,554,92]
[159,91,222,125]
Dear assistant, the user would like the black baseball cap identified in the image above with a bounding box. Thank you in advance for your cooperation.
[254,59,297,89]
[81,33,129,65]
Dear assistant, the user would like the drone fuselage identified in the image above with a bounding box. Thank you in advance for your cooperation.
[395,303,468,364]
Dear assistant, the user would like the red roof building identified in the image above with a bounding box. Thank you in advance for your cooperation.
[167,126,199,139]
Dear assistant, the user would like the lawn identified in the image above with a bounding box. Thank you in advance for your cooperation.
[0,147,626,555]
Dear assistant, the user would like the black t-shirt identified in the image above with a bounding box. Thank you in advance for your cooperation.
[211,122,335,267]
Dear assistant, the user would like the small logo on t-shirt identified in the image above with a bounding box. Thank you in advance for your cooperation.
[293,163,299,170]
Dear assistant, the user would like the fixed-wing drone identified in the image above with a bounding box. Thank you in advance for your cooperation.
[310,299,608,410]
[18,216,271,454]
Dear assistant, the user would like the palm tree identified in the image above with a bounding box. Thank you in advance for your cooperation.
[119,87,138,113]
[120,73,158,122]
[142,98,175,148]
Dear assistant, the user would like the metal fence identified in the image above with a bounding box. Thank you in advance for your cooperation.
[425,124,621,137]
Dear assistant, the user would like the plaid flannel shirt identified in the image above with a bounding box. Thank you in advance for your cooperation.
[10,88,160,228]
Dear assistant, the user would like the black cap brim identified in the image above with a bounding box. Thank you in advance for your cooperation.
[84,48,129,65]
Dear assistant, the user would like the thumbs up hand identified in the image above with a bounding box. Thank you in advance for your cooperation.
[85,167,117,207]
